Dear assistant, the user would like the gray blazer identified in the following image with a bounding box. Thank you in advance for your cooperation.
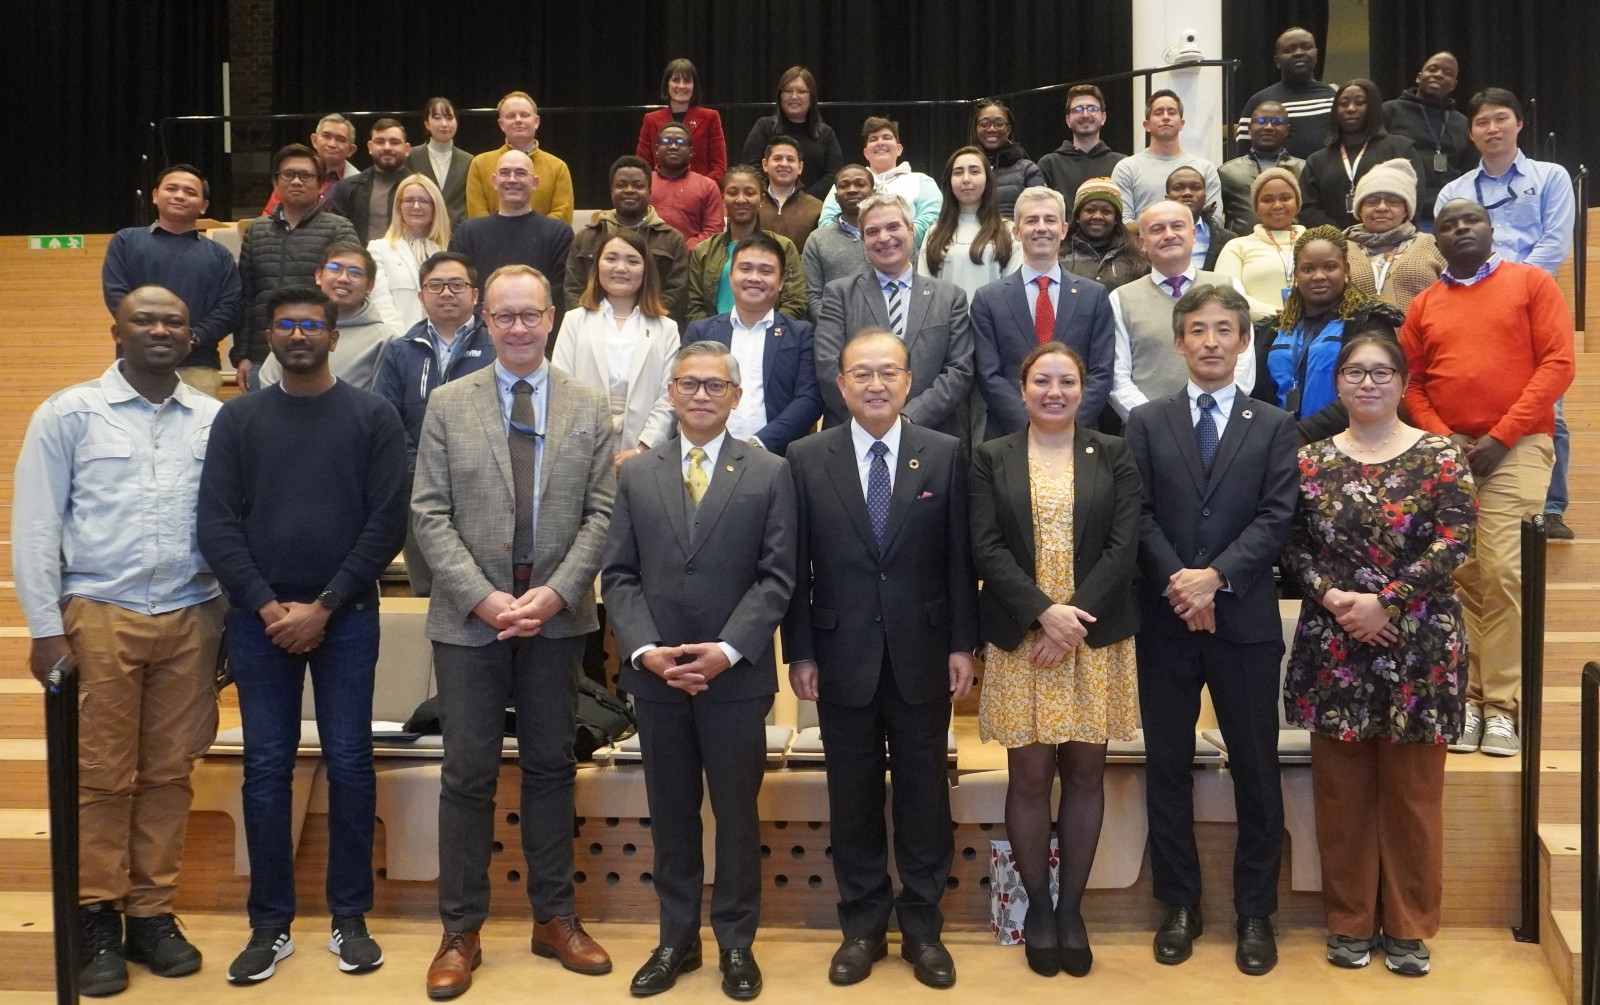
[407,145,475,225]
[601,435,798,703]
[411,364,615,645]
[813,270,974,437]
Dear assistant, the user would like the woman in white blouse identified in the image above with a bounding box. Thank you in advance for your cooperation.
[368,173,451,333]
[1214,166,1306,311]
[552,230,680,467]
[917,145,1019,297]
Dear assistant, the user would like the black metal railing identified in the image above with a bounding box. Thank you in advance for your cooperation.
[1582,660,1598,1005]
[1574,166,1589,330]
[44,656,79,1004]
[1515,515,1547,943]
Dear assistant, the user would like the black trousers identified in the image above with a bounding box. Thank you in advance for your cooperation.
[817,650,952,942]
[634,693,772,949]
[1137,633,1284,917]
[434,633,582,931]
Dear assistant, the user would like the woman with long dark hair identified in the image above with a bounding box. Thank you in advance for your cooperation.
[1299,79,1425,229]
[740,67,845,198]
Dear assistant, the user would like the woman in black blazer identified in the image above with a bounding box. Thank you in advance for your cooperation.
[969,341,1142,979]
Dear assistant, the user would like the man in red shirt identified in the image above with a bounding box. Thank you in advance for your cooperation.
[1400,198,1574,757]
[649,122,723,249]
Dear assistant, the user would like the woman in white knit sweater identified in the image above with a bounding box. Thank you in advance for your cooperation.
[1214,166,1306,311]
[917,145,1020,297]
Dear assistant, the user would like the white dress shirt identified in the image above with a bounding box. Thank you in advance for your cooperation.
[1020,262,1063,322]
[849,416,903,497]
[725,308,773,443]
[874,266,914,336]
[1109,267,1257,419]
[1186,379,1237,442]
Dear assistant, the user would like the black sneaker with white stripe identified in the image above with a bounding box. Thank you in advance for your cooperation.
[330,914,384,974]
[228,927,293,984]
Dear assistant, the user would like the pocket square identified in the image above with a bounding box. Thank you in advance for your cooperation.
[918,491,935,500]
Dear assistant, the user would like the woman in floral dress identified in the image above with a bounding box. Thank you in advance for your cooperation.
[1281,333,1476,977]
[970,342,1142,978]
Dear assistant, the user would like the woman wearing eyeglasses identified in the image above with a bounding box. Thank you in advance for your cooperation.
[1281,333,1476,976]
[368,174,452,333]
[970,99,1046,218]
[740,67,845,198]
[969,341,1141,979]
[552,230,680,468]
[1343,159,1446,311]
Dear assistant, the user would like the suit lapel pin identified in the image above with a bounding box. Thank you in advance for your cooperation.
[1242,409,1254,419]
[908,458,920,469]
[725,465,734,472]
[771,327,782,337]
[1070,287,1078,294]
[921,288,931,296]
[1085,446,1094,453]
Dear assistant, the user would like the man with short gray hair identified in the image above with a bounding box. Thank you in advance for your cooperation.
[813,193,973,436]
[264,113,359,215]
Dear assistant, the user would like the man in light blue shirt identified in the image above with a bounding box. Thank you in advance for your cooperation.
[13,287,225,996]
[1437,87,1578,536]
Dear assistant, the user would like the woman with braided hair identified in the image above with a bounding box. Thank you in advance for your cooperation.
[1251,224,1404,443]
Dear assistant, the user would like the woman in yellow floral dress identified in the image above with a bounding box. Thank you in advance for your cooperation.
[970,342,1142,978]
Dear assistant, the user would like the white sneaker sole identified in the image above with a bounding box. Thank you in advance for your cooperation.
[228,938,294,983]
[328,934,385,973]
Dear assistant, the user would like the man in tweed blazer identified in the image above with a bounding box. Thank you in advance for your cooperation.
[411,264,616,998]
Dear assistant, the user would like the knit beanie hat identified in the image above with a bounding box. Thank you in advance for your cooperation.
[1351,158,1418,221]
[1249,166,1303,206]
[1073,177,1123,218]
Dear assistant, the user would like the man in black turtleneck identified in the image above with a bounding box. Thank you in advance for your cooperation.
[1382,52,1472,226]
[1233,28,1337,161]
[1220,101,1307,235]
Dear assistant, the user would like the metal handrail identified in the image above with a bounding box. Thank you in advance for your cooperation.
[1574,166,1589,330]
[1582,660,1598,1005]
[1515,515,1547,943]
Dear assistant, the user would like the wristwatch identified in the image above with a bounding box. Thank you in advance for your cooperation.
[316,589,343,612]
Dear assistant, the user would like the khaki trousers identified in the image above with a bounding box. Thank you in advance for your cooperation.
[1451,433,1553,721]
[66,596,225,913]
[1310,734,1447,940]
[177,365,223,399]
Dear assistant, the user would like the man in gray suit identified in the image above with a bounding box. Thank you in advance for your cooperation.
[411,264,616,999]
[813,193,973,437]
[602,340,797,1000]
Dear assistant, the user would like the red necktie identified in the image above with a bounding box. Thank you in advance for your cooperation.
[1034,276,1054,345]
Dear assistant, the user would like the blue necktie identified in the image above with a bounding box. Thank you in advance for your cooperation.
[867,440,891,548]
[1195,392,1219,468]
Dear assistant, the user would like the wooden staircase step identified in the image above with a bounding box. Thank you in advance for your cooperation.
[1538,749,1583,824]
[0,808,50,892]
[1542,632,1600,685]
[0,627,35,679]
[0,891,55,993]
[1546,540,1600,580]
[1539,686,1583,750]
[0,738,47,809]
[1543,584,1600,631]
[0,679,43,738]
[1542,909,1582,1005]
[1540,823,1582,914]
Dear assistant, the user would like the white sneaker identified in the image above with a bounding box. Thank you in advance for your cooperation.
[1480,714,1520,757]
[1449,706,1482,753]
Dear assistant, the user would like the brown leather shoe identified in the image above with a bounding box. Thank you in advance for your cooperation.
[531,914,612,975]
[427,930,481,1000]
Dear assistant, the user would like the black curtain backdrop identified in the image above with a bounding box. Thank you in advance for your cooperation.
[1368,0,1600,191]
[269,1,1132,209]
[3,1,224,235]
[1221,0,1330,126]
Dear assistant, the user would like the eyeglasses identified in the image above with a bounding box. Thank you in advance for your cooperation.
[1068,104,1102,116]
[670,377,735,397]
[1362,193,1406,208]
[495,168,532,180]
[487,307,553,329]
[1338,366,1399,385]
[400,196,434,207]
[1252,116,1289,126]
[780,87,811,97]
[657,136,690,148]
[423,279,471,294]
[975,117,1009,129]
[322,261,367,279]
[272,318,328,332]
[843,366,910,385]
[276,169,317,183]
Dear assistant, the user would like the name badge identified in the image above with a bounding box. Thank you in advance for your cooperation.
[1344,190,1355,215]
[1433,149,1448,173]
[1285,387,1302,415]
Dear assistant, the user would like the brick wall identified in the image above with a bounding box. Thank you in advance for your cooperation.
[229,0,274,216]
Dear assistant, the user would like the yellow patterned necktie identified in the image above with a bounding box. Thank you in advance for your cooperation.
[685,447,709,505]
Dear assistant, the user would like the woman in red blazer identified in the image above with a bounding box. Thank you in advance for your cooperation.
[636,58,727,186]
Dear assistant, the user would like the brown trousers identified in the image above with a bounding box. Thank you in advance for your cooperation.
[66,596,225,914]
[1310,733,1447,940]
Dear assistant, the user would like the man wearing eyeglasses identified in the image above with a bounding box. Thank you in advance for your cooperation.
[330,118,414,241]
[258,243,396,391]
[1038,85,1128,208]
[451,149,574,334]
[601,340,797,1000]
[1219,101,1306,235]
[236,144,359,392]
[412,265,615,999]
[262,113,360,215]
[198,285,408,985]
[373,251,494,596]
[783,329,978,989]
[650,122,725,250]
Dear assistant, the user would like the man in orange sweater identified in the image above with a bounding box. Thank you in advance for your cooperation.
[1400,198,1574,757]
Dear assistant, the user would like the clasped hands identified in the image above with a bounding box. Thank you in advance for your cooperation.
[640,643,732,695]
[1029,603,1098,667]
[258,599,329,654]
[1320,588,1399,646]
[473,585,566,641]
[1165,567,1222,633]
[787,651,978,703]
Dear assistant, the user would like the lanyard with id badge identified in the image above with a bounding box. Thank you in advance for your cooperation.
[1340,141,1370,216]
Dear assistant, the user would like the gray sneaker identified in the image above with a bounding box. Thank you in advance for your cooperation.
[1382,934,1430,976]
[1449,706,1483,753]
[1326,934,1375,969]
[1480,714,1520,757]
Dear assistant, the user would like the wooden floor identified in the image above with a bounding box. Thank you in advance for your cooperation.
[0,917,1573,1005]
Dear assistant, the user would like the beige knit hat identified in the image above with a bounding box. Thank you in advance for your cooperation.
[1073,177,1124,217]
[1249,165,1302,206]
[1351,158,1418,221]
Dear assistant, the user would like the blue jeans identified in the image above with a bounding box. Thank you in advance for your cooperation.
[228,603,378,927]
[1545,397,1569,514]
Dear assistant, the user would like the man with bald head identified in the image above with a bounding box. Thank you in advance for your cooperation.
[15,287,225,996]
[1232,28,1337,160]
[451,149,574,330]
[465,91,574,222]
[1382,52,1472,224]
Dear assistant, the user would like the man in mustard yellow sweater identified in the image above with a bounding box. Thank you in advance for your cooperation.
[465,91,574,222]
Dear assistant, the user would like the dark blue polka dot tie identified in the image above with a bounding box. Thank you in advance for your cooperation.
[1195,393,1219,468]
[867,440,891,548]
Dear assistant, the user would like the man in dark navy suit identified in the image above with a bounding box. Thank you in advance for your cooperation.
[783,329,979,990]
[683,232,823,455]
[1123,283,1297,976]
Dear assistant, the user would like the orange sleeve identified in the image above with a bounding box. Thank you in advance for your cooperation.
[1400,289,1452,436]
[1487,269,1576,447]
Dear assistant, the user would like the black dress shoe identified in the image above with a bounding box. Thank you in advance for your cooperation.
[630,943,702,997]
[1153,905,1203,965]
[828,937,886,986]
[900,940,956,988]
[1022,904,1058,977]
[1059,943,1092,978]
[1235,916,1277,976]
[719,948,761,1000]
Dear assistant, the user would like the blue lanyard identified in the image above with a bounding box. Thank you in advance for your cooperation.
[1474,170,1519,212]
